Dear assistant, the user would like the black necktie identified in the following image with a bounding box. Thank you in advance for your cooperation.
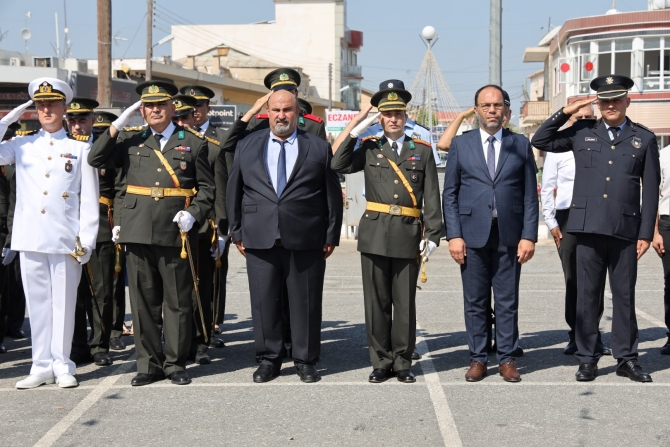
[487,136,497,212]
[154,134,163,149]
[391,141,399,158]
[609,126,620,141]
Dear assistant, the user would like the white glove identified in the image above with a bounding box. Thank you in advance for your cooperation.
[173,211,195,232]
[210,236,226,259]
[420,240,437,263]
[111,100,142,131]
[1,100,33,126]
[2,248,16,266]
[77,245,93,265]
[111,226,121,244]
[350,112,380,138]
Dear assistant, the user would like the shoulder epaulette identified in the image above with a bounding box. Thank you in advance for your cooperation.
[633,121,654,134]
[255,113,269,120]
[361,135,380,143]
[122,126,144,132]
[186,127,205,139]
[412,138,432,147]
[303,113,323,124]
[67,133,90,142]
[15,129,38,137]
[205,136,220,146]
[414,122,429,131]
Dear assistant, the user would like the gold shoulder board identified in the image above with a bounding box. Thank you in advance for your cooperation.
[205,136,221,146]
[412,139,431,147]
[186,127,205,139]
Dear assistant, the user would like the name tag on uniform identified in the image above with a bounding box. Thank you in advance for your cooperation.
[174,146,191,152]
[584,137,597,142]
[60,153,78,159]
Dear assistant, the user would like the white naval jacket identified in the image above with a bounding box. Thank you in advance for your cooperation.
[0,128,99,254]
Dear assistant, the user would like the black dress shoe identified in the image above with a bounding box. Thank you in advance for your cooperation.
[92,352,113,366]
[109,337,125,351]
[131,373,165,386]
[411,351,422,360]
[209,337,225,349]
[563,341,578,355]
[295,364,321,383]
[396,370,416,383]
[194,352,211,365]
[0,344,6,354]
[596,342,611,356]
[575,362,598,382]
[6,328,25,339]
[511,346,524,357]
[253,364,280,383]
[168,370,191,385]
[616,360,652,383]
[661,341,670,355]
[368,368,392,383]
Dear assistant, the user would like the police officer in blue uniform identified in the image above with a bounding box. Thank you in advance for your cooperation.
[532,75,660,383]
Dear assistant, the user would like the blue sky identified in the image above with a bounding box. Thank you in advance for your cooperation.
[0,0,650,111]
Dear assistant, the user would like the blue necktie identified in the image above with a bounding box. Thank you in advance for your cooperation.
[487,135,497,212]
[274,139,287,197]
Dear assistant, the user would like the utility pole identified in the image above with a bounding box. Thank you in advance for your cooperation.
[489,0,502,86]
[328,63,333,110]
[97,0,112,107]
[146,0,153,81]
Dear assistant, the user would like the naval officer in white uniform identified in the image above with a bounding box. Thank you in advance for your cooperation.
[0,78,99,389]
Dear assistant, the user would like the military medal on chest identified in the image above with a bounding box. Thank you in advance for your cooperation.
[65,160,72,173]
[180,161,187,171]
[632,137,642,149]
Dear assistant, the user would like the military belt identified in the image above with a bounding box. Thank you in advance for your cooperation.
[126,185,196,199]
[366,201,421,218]
[99,196,113,207]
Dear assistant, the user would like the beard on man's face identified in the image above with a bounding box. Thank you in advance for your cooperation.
[274,118,291,134]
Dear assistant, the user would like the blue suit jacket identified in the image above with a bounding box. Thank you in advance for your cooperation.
[443,129,538,249]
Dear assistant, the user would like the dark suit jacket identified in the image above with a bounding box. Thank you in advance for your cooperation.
[226,128,342,250]
[532,110,660,242]
[443,129,538,249]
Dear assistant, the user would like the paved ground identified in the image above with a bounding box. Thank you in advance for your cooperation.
[1,239,669,447]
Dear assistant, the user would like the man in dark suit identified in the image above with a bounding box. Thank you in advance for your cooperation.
[226,89,342,383]
[532,75,660,382]
[443,84,538,383]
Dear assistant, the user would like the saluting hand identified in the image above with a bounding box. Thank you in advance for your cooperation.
[1,100,32,125]
[637,239,651,260]
[563,98,594,116]
[653,232,665,258]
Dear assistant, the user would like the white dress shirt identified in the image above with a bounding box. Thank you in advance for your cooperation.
[541,151,575,230]
[480,127,503,217]
[199,119,211,133]
[659,145,670,216]
[387,134,406,158]
[150,122,175,152]
[266,129,299,194]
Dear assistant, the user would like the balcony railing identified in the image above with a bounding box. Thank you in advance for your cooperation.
[343,65,362,78]
[522,101,550,123]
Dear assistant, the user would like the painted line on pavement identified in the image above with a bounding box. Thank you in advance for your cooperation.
[33,354,136,447]
[605,290,666,329]
[415,322,463,447]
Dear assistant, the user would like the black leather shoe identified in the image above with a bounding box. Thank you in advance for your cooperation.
[661,341,670,355]
[596,342,611,356]
[109,337,125,351]
[511,346,524,357]
[92,352,113,366]
[70,351,92,366]
[6,328,25,339]
[168,370,191,385]
[396,370,416,383]
[368,368,392,383]
[575,362,598,381]
[616,360,652,383]
[563,341,578,355]
[209,337,225,349]
[131,373,165,386]
[253,364,280,383]
[411,351,422,360]
[295,364,321,383]
[194,352,211,365]
[0,344,6,354]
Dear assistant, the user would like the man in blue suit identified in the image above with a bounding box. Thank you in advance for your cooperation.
[443,84,538,382]
[226,89,342,384]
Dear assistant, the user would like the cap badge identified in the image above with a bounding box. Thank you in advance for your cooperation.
[96,115,104,122]
[387,92,399,101]
[174,100,182,108]
[279,73,289,81]
[39,82,52,93]
[70,103,80,110]
[632,137,642,149]
[606,77,614,85]
[148,85,159,94]
[189,89,196,96]
[388,82,394,88]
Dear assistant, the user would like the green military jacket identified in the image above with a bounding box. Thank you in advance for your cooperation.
[331,134,442,259]
[88,125,215,247]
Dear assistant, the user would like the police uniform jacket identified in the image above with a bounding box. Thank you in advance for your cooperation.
[331,134,442,259]
[532,110,660,242]
[88,125,215,247]
[0,128,99,253]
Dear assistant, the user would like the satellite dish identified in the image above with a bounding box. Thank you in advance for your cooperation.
[422,26,436,41]
[120,63,130,74]
[20,28,31,41]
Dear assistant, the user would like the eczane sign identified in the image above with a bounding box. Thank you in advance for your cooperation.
[326,110,359,137]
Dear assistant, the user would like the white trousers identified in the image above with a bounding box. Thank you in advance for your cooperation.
[20,252,81,377]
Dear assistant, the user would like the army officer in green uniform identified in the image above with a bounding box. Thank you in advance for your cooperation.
[331,82,442,383]
[88,81,215,386]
